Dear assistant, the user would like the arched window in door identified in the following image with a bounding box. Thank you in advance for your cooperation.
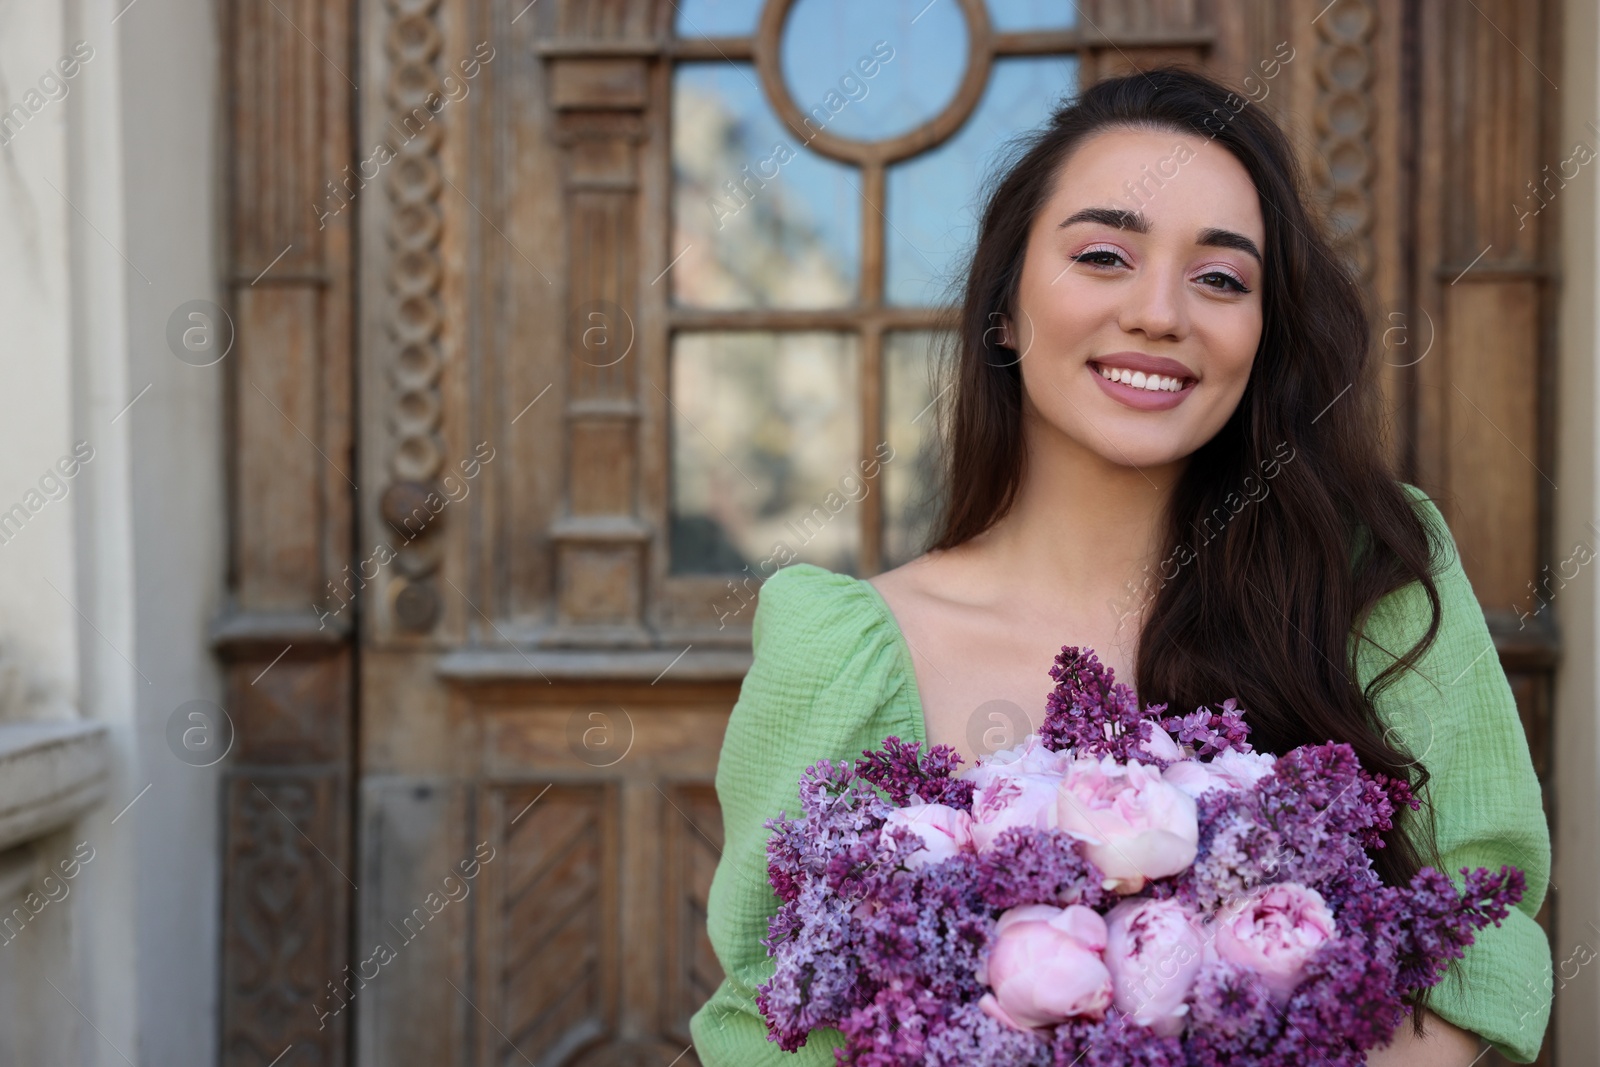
[666,0,1081,583]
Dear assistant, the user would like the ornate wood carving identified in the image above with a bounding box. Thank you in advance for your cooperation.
[1311,0,1378,281]
[221,771,351,1066]
[381,0,449,633]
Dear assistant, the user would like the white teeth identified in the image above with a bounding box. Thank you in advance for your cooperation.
[1097,364,1187,392]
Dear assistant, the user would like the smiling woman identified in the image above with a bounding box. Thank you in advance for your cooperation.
[694,67,1551,1067]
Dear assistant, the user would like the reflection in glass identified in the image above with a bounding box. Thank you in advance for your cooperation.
[987,0,1078,31]
[671,333,862,575]
[674,0,761,37]
[673,64,860,309]
[779,0,968,143]
[883,331,951,569]
[886,57,1078,306]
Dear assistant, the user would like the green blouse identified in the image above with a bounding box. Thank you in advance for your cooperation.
[689,483,1552,1063]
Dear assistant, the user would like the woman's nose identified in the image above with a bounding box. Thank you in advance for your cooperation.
[1117,264,1189,343]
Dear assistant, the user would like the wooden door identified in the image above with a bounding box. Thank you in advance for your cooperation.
[212,1,1558,1065]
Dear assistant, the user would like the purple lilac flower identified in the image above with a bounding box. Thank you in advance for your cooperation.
[756,643,1528,1066]
[855,735,975,809]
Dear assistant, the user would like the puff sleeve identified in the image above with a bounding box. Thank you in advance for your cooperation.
[689,564,921,1066]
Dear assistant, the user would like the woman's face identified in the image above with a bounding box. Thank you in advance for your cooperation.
[1006,126,1265,471]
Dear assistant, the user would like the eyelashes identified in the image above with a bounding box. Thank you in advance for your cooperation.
[1068,245,1253,294]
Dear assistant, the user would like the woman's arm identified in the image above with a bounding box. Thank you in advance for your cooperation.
[1351,485,1553,1062]
[690,565,910,1066]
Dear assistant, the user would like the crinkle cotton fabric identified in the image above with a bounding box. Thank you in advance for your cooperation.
[688,483,1552,1065]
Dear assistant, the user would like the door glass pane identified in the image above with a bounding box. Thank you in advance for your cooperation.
[675,0,761,37]
[883,330,950,569]
[987,0,1079,30]
[673,64,860,308]
[670,332,862,575]
[779,0,969,142]
[886,56,1078,306]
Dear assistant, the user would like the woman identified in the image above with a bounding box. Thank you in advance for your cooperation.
[690,68,1550,1065]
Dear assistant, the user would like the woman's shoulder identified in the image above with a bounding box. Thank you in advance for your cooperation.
[751,562,885,641]
[718,562,920,792]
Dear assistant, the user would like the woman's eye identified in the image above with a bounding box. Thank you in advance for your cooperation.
[1196,270,1250,293]
[1071,249,1128,269]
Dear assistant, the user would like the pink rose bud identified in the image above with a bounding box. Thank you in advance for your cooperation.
[1057,756,1199,893]
[968,769,1064,853]
[978,904,1113,1031]
[880,803,974,871]
[1211,882,1338,1004]
[1104,897,1205,1036]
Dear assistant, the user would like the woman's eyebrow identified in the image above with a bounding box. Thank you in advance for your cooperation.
[1198,227,1262,264]
[1058,207,1148,232]
[1059,210,1263,266]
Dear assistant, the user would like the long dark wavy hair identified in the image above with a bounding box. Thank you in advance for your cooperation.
[927,68,1446,896]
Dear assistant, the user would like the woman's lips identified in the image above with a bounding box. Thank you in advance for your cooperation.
[1088,362,1197,411]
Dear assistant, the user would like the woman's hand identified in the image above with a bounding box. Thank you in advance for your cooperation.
[1363,1007,1483,1067]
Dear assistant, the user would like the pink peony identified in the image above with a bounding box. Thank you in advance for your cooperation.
[1162,749,1278,798]
[1057,755,1198,893]
[879,803,974,871]
[978,903,1113,1031]
[963,734,1071,790]
[969,773,1063,852]
[1104,897,1205,1036]
[1138,723,1184,762]
[1211,882,1338,1004]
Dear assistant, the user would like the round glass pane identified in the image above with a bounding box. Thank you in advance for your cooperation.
[779,0,969,144]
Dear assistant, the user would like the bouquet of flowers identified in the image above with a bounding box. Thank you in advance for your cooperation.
[757,647,1524,1066]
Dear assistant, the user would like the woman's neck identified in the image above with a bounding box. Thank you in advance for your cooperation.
[943,420,1186,625]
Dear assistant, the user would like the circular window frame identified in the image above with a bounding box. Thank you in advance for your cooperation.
[752,0,995,166]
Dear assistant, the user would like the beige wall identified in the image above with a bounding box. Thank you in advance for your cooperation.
[1556,0,1600,1060]
[0,0,224,1063]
